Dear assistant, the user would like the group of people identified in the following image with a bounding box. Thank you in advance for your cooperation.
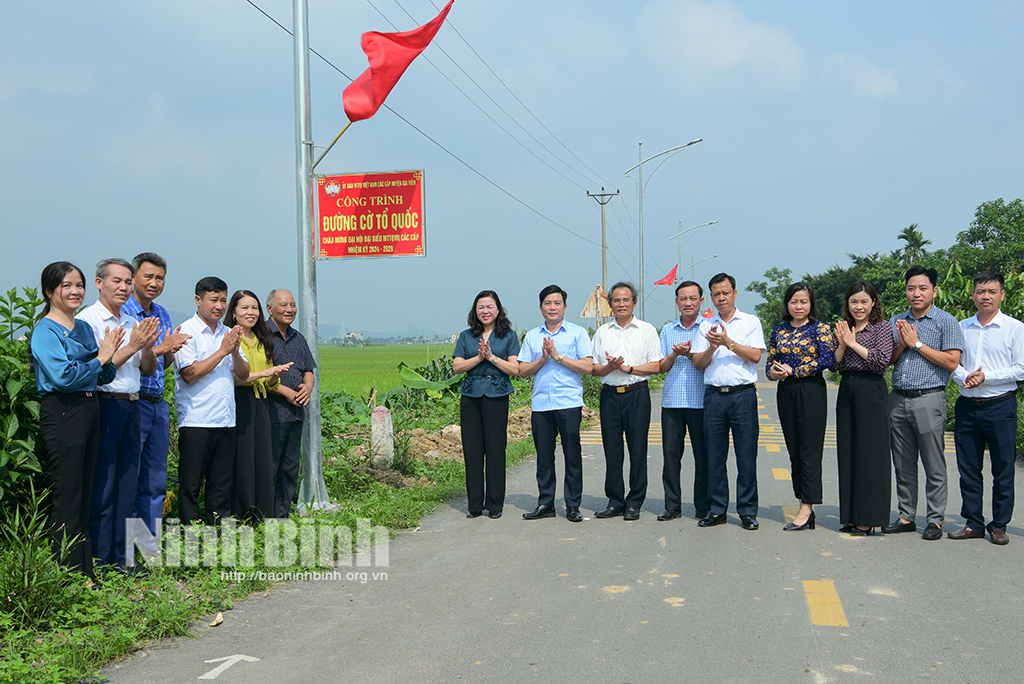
[454,268,1023,546]
[31,256,316,581]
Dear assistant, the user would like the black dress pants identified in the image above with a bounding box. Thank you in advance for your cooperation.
[178,426,235,525]
[234,387,275,523]
[40,392,100,577]
[661,407,708,512]
[776,375,826,504]
[271,420,303,518]
[460,394,510,514]
[531,407,583,508]
[600,385,651,509]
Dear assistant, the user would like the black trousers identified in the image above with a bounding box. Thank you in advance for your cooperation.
[460,394,509,514]
[39,392,100,577]
[776,375,826,505]
[271,419,303,518]
[704,386,759,517]
[234,387,275,523]
[178,426,235,525]
[836,371,891,527]
[531,407,583,508]
[954,395,1017,532]
[600,385,651,508]
[661,407,708,512]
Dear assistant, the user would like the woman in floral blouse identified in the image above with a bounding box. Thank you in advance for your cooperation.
[767,283,835,531]
[830,281,894,535]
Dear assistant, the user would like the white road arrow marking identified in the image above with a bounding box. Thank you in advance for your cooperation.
[197,654,260,680]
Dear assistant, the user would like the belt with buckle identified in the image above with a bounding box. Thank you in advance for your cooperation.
[962,391,1017,407]
[893,387,944,398]
[97,391,140,402]
[604,380,649,394]
[140,393,163,403]
[708,383,754,393]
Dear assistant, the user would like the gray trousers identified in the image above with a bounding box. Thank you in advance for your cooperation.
[889,390,948,525]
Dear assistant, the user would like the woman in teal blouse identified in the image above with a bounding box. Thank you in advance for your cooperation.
[453,290,520,519]
[31,262,120,579]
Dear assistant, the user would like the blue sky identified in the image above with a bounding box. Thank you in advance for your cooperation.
[2,1,1022,336]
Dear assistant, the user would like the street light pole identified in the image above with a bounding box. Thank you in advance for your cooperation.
[624,138,703,319]
[668,220,718,283]
[691,254,721,282]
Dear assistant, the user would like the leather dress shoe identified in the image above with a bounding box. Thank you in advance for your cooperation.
[922,522,942,541]
[487,510,502,519]
[697,513,727,527]
[624,506,640,521]
[947,525,984,540]
[657,509,682,521]
[694,508,709,520]
[566,507,583,523]
[990,528,1010,545]
[594,506,625,519]
[466,511,483,518]
[882,519,916,534]
[740,515,759,531]
[523,505,556,520]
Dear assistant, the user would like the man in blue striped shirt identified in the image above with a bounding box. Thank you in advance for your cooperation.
[657,281,708,521]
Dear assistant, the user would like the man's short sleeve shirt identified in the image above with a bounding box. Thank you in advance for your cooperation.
[890,304,965,390]
[591,317,661,386]
[519,321,591,411]
[76,300,142,394]
[267,321,317,423]
[173,313,246,428]
[660,317,705,408]
[122,294,173,396]
[691,309,766,387]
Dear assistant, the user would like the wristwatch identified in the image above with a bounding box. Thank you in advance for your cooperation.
[728,341,736,351]
[913,341,923,350]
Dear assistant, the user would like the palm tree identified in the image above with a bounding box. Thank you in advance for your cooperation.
[897,224,932,266]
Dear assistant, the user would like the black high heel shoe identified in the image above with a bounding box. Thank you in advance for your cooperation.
[783,511,815,531]
[848,526,874,536]
[839,523,854,533]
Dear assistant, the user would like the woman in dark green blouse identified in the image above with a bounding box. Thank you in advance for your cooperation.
[453,290,520,519]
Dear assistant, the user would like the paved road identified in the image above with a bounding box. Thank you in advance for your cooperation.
[106,379,1024,683]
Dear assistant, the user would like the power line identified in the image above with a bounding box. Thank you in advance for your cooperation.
[242,0,600,248]
[427,0,616,189]
[389,0,602,189]
[366,0,589,191]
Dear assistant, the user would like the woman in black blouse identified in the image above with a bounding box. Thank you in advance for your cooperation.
[831,282,894,535]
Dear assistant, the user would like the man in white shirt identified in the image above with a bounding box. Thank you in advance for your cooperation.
[591,282,662,521]
[77,258,159,575]
[948,271,1024,545]
[174,277,250,525]
[691,273,766,530]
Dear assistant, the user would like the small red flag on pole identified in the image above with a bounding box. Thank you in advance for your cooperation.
[342,0,455,122]
[702,307,714,318]
[654,265,678,286]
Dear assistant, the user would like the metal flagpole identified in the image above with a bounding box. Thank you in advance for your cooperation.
[293,0,330,510]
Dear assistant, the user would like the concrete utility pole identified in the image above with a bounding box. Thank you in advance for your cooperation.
[586,187,619,295]
[293,0,330,509]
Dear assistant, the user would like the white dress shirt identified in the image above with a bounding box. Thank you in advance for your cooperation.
[174,313,246,428]
[592,316,661,386]
[76,300,142,394]
[691,308,766,387]
[952,310,1024,398]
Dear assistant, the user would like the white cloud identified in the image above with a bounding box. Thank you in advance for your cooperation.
[0,61,94,102]
[821,52,900,98]
[636,0,806,85]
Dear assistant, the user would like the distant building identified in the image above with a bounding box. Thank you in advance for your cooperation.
[345,331,364,342]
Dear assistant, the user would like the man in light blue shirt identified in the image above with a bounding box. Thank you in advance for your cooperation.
[657,280,708,521]
[518,285,592,522]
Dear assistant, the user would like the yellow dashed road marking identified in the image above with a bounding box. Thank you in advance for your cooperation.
[803,580,849,626]
[782,506,798,522]
[766,444,781,452]
[773,468,792,480]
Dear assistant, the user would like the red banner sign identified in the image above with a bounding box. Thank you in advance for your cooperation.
[316,170,425,259]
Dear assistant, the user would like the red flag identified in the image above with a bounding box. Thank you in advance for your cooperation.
[654,265,678,286]
[702,307,713,318]
[342,0,454,122]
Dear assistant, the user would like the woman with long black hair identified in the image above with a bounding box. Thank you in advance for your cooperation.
[453,290,520,519]
[31,262,121,578]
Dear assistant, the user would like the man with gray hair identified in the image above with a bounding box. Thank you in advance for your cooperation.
[591,282,662,521]
[77,258,160,576]
[265,289,316,518]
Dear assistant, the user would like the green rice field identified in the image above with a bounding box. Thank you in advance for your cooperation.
[317,343,455,397]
